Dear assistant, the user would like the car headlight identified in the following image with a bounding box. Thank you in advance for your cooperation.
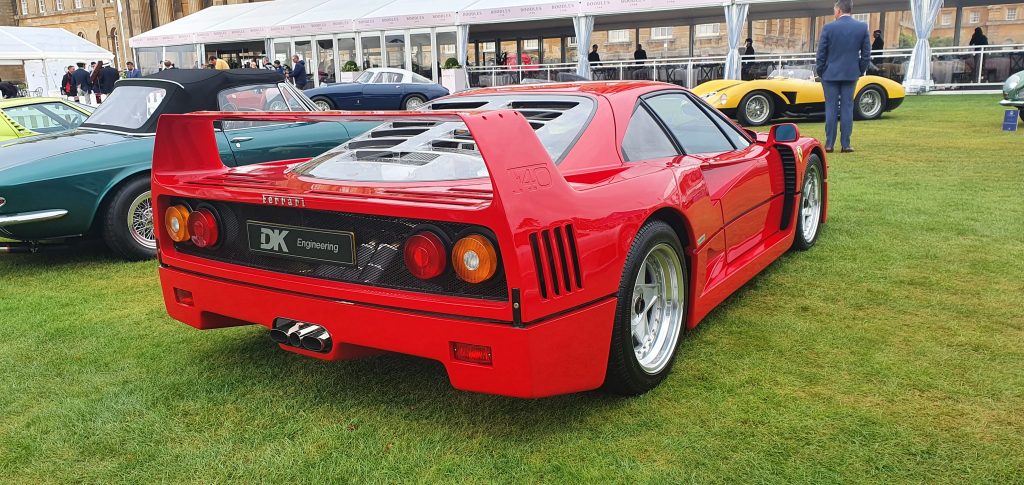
[719,94,729,106]
[1005,74,1021,96]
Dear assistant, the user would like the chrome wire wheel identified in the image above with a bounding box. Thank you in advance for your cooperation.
[313,99,332,111]
[126,190,156,250]
[744,94,771,125]
[404,96,425,110]
[631,243,686,375]
[801,164,823,243]
[858,89,883,118]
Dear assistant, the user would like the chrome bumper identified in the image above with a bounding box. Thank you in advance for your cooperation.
[999,99,1023,107]
[0,209,69,227]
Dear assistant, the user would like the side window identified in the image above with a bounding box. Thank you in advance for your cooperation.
[378,72,402,83]
[219,84,298,130]
[621,105,678,162]
[42,102,87,126]
[645,93,737,155]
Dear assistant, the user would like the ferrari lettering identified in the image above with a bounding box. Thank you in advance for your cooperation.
[262,195,306,207]
[260,228,290,252]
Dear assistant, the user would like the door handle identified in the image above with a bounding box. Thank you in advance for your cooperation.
[230,136,253,144]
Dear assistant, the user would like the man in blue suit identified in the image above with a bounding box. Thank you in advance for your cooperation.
[816,0,872,153]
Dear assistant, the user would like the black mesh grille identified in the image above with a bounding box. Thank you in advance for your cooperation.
[172,198,508,300]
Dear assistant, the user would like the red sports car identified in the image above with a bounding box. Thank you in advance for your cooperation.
[152,82,827,398]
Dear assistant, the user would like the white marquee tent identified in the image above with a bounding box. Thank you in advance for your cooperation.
[0,27,114,96]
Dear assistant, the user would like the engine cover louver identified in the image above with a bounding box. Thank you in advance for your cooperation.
[529,224,582,299]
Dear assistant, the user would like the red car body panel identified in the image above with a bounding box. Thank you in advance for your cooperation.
[152,82,827,398]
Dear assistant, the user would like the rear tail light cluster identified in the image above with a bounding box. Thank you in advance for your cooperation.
[403,230,498,284]
[164,204,220,248]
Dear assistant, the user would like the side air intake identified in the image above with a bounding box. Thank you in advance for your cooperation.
[776,145,798,230]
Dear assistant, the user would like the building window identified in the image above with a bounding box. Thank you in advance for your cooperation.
[37,0,45,13]
[567,37,577,47]
[522,39,538,50]
[607,29,630,43]
[651,27,673,40]
[56,0,63,11]
[20,0,28,14]
[969,11,980,24]
[694,23,721,38]
[74,0,81,7]
[941,13,952,26]
[481,42,495,53]
[852,13,870,23]
[1008,8,1019,21]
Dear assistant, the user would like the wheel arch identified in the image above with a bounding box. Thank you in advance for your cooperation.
[740,89,789,121]
[645,206,694,253]
[88,169,151,236]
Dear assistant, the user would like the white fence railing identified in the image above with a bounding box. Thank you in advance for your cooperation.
[466,44,1024,90]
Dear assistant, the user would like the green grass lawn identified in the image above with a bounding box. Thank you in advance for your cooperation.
[1,95,1022,483]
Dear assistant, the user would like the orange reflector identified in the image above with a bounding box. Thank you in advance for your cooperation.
[173,288,194,306]
[164,205,191,242]
[451,234,497,283]
[451,342,492,366]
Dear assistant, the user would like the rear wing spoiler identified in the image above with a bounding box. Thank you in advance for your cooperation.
[152,110,582,323]
[152,110,574,217]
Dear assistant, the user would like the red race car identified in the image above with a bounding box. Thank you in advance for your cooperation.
[152,82,827,398]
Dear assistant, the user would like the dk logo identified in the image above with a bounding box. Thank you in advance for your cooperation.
[260,228,290,252]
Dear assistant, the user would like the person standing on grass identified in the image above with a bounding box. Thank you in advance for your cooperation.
[124,61,141,78]
[72,62,91,103]
[61,66,76,98]
[816,0,871,153]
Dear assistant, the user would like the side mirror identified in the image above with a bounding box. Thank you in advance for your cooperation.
[768,123,800,144]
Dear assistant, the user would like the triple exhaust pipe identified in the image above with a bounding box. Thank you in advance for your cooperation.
[269,319,333,353]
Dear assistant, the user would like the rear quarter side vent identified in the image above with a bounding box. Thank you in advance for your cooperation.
[528,224,583,299]
[776,145,798,230]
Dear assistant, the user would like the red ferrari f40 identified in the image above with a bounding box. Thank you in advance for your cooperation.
[153,82,827,398]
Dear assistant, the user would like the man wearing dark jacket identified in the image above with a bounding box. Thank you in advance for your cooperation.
[816,0,871,153]
[291,54,308,89]
[0,78,19,99]
[72,62,91,103]
[97,62,119,100]
[61,66,76,97]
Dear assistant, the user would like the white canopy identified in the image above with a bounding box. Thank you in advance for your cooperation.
[0,26,114,61]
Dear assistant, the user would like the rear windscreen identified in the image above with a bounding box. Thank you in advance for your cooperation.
[290,94,594,183]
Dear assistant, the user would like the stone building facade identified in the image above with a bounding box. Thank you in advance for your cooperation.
[11,0,266,68]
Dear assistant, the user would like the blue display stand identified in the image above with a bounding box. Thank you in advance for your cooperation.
[1004,109,1020,132]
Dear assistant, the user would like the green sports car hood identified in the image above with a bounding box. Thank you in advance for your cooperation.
[0,129,141,173]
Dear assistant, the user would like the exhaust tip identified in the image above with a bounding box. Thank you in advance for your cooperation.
[301,330,332,353]
[269,328,290,344]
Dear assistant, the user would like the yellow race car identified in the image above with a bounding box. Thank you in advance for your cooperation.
[692,68,905,126]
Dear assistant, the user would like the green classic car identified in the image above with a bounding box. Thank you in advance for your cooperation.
[1001,70,1023,111]
[0,97,93,142]
[0,69,374,260]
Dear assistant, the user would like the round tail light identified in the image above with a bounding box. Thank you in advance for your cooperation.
[404,231,446,279]
[187,209,219,248]
[164,205,191,242]
[452,234,497,283]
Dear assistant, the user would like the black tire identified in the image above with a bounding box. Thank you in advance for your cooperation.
[737,91,776,126]
[792,154,824,251]
[311,96,335,110]
[854,85,887,120]
[603,220,688,396]
[101,176,156,261]
[402,95,426,110]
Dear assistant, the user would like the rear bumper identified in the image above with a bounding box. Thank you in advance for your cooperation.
[159,265,617,398]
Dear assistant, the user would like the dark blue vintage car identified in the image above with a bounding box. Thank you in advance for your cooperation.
[0,69,374,260]
[305,68,450,111]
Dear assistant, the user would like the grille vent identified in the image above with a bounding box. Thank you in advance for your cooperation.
[528,224,582,299]
[777,145,798,230]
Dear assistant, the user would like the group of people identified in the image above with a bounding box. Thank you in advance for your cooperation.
[59,60,141,105]
[204,54,309,89]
